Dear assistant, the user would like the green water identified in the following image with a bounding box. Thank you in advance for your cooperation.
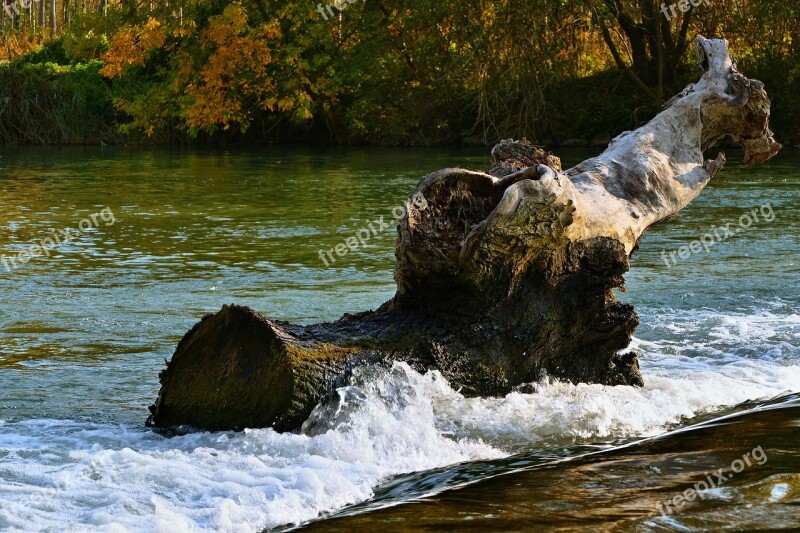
[0,146,489,424]
[0,146,798,532]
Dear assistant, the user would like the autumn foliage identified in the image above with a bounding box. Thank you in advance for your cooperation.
[0,0,796,145]
[100,18,167,79]
[99,5,310,137]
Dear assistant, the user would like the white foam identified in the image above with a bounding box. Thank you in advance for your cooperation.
[0,364,501,532]
[1,308,798,532]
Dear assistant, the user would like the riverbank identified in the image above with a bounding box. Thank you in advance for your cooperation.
[0,35,797,148]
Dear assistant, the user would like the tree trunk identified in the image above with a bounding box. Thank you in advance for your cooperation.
[147,37,781,433]
[49,0,55,33]
[596,0,697,99]
[120,0,134,20]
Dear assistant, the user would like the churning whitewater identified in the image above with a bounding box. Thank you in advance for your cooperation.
[1,303,798,532]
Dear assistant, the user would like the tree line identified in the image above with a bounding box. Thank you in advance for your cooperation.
[0,0,796,146]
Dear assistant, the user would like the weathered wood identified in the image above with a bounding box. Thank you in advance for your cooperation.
[147,37,780,432]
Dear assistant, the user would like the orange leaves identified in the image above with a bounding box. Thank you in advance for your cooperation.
[100,18,167,79]
[175,5,282,132]
[99,4,313,137]
[0,33,44,62]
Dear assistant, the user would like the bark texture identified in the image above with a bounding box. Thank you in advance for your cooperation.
[147,37,780,432]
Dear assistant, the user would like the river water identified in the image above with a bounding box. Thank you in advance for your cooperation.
[0,146,798,531]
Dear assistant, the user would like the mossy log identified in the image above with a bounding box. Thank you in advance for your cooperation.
[147,37,780,432]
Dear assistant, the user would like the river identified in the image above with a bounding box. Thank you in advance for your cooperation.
[0,146,798,531]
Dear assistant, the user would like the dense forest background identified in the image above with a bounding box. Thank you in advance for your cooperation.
[0,0,796,146]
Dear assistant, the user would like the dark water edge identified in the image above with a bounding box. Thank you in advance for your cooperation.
[292,393,800,532]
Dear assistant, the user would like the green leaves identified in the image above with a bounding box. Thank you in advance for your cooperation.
[1,0,797,145]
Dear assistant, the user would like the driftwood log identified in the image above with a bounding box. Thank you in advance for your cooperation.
[147,37,780,432]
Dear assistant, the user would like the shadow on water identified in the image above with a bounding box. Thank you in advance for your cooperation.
[288,392,800,532]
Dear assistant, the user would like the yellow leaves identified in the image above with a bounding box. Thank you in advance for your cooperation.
[176,5,284,133]
[141,18,166,46]
[0,33,44,61]
[480,4,497,27]
[277,97,295,112]
[101,5,311,137]
[173,27,193,38]
[98,29,133,78]
[294,107,313,121]
[100,18,166,78]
